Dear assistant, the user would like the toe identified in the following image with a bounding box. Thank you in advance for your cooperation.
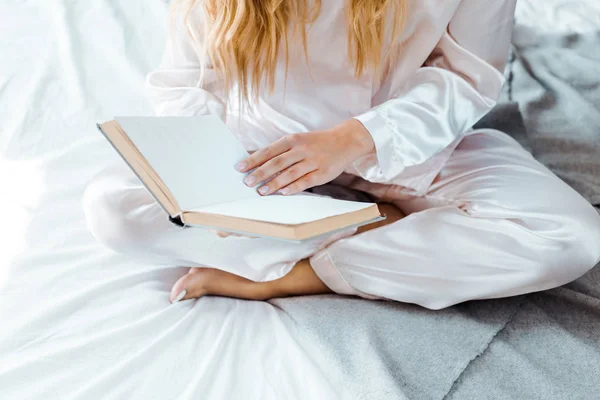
[170,269,208,303]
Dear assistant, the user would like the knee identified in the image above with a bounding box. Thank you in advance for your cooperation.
[82,174,148,253]
[534,204,600,285]
[571,206,600,272]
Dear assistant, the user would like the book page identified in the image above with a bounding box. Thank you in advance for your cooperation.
[191,194,374,225]
[115,116,259,210]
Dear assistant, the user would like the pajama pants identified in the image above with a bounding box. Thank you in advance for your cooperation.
[83,130,600,310]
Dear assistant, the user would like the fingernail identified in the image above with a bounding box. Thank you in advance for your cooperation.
[235,162,247,172]
[279,187,291,195]
[172,289,187,303]
[258,186,269,195]
[244,176,256,186]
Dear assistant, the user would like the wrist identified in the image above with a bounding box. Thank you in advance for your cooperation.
[332,118,375,159]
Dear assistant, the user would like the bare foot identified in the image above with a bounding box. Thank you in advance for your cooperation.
[169,259,333,303]
[169,267,272,303]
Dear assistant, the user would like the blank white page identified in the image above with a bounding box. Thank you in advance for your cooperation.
[116,116,259,210]
[192,194,374,225]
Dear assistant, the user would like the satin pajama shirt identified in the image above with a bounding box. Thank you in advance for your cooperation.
[83,0,600,309]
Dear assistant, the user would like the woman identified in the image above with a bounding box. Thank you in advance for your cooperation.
[83,0,600,310]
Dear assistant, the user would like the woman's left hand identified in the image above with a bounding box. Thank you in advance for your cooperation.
[235,119,375,196]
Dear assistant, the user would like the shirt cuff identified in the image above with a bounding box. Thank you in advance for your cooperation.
[352,108,404,182]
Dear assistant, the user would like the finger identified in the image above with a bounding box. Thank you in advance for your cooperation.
[279,171,322,195]
[215,230,233,238]
[209,229,230,238]
[245,151,304,189]
[235,136,293,173]
[217,231,253,238]
[209,229,257,239]
[258,161,317,196]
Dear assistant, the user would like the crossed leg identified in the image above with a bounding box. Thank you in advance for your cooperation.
[168,203,405,302]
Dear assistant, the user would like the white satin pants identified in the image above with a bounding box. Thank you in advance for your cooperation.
[83,130,600,309]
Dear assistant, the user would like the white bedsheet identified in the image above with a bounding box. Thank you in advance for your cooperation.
[0,2,347,399]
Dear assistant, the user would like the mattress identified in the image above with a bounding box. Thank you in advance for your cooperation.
[1,1,599,399]
[0,2,345,399]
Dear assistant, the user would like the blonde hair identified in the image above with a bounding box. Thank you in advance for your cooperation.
[173,0,407,111]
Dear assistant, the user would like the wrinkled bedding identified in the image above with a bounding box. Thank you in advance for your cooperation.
[0,2,345,399]
[511,1,600,206]
[1,1,599,399]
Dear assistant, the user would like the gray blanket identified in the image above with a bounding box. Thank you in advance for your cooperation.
[271,2,600,399]
[271,295,524,400]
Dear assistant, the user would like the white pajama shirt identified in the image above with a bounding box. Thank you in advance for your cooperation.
[83,0,600,309]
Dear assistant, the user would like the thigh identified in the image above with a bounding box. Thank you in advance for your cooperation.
[85,164,352,281]
[84,164,177,244]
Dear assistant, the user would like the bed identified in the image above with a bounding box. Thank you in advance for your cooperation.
[1,1,598,399]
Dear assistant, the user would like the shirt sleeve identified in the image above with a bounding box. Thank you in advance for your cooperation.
[352,0,517,183]
[146,5,226,120]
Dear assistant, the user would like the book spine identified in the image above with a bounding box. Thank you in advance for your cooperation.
[169,214,186,227]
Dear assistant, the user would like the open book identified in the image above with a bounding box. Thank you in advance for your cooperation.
[96,116,384,241]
